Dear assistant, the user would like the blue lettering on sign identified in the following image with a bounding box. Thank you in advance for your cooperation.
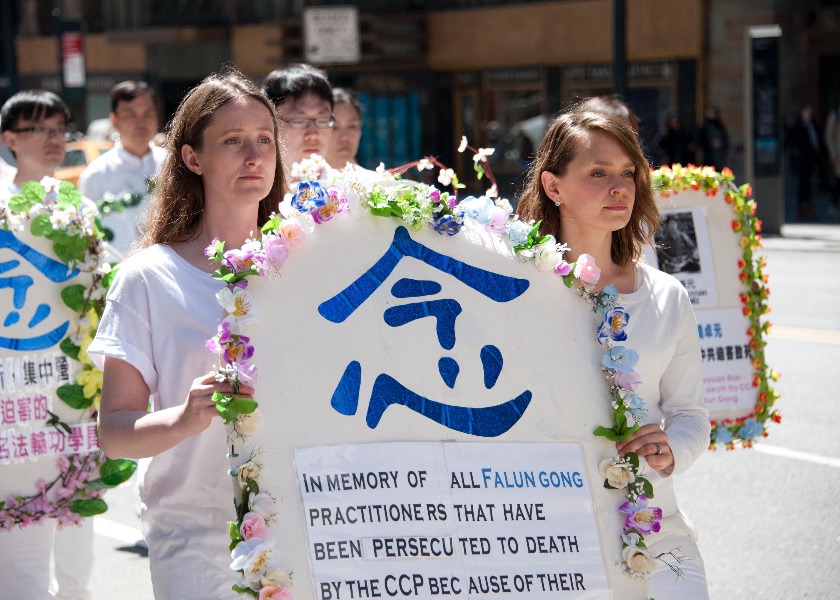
[319,226,533,437]
[0,230,78,351]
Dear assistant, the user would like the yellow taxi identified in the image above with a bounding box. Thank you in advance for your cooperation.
[55,139,113,186]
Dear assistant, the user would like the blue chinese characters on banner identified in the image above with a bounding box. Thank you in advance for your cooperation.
[0,230,78,351]
[319,226,532,437]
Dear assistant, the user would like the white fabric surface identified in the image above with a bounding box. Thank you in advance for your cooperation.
[77,142,166,254]
[88,244,238,598]
[52,520,94,600]
[617,261,711,598]
[0,521,55,599]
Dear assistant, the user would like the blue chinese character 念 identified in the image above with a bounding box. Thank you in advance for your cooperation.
[0,230,78,351]
[319,226,533,437]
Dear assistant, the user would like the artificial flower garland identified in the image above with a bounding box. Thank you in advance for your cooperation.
[651,164,780,449]
[0,177,136,530]
[206,142,712,594]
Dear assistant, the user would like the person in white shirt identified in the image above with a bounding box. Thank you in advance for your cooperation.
[78,81,166,256]
[262,64,334,186]
[517,106,710,599]
[0,89,94,600]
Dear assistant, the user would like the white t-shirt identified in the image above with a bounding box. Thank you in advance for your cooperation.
[77,141,166,256]
[88,244,238,598]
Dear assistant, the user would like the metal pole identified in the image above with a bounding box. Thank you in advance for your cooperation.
[613,0,627,98]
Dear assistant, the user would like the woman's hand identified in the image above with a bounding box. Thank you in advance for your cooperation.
[616,424,674,474]
[177,372,255,437]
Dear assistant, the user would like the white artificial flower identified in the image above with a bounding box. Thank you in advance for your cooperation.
[249,491,275,520]
[473,147,495,163]
[495,197,513,214]
[599,458,636,489]
[458,136,468,153]
[49,210,72,230]
[621,545,657,578]
[217,287,256,326]
[261,568,291,589]
[416,158,434,172]
[437,168,454,186]
[236,410,260,436]
[532,238,562,272]
[236,459,262,488]
[229,538,280,589]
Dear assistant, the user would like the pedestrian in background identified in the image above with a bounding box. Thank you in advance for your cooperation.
[78,81,165,256]
[326,87,363,169]
[89,69,278,599]
[824,101,840,218]
[654,110,695,167]
[0,89,94,600]
[696,104,729,171]
[262,63,334,185]
[787,103,829,222]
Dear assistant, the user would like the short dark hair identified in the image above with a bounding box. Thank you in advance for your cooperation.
[0,89,71,133]
[110,80,156,113]
[332,87,361,118]
[262,63,333,109]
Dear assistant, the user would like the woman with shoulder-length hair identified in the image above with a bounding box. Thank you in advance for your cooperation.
[89,68,284,598]
[518,108,710,598]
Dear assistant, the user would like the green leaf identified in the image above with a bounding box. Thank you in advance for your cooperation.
[229,521,243,550]
[99,458,138,486]
[57,181,83,210]
[639,477,653,498]
[8,182,44,212]
[231,584,258,597]
[56,383,93,409]
[69,497,108,517]
[30,214,54,237]
[61,284,88,312]
[231,396,258,415]
[593,425,621,442]
[52,231,88,263]
[60,336,81,361]
[261,217,280,234]
[102,265,118,289]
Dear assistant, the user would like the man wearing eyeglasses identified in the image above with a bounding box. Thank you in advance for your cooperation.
[262,63,335,184]
[0,90,95,600]
[0,89,71,191]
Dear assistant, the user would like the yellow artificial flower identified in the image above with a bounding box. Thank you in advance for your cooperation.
[76,368,103,399]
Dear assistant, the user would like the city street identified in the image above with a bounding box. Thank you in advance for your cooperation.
[84,224,840,599]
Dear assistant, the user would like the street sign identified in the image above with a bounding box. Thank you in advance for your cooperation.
[303,6,361,65]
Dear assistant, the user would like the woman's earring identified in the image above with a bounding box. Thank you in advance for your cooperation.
[553,198,561,207]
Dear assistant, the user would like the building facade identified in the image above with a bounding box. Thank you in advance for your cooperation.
[3,0,839,198]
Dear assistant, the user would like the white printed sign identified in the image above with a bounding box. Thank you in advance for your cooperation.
[295,442,608,599]
[698,308,756,414]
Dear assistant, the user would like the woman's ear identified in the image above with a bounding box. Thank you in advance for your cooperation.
[540,171,562,206]
[181,144,202,176]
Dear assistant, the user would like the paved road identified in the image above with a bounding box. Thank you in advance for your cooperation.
[85,224,840,599]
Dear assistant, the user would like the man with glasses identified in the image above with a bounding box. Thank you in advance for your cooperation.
[0,89,95,600]
[262,63,334,184]
[78,80,165,255]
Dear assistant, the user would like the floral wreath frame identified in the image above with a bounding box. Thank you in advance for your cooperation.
[0,178,135,531]
[206,151,778,597]
[651,164,780,450]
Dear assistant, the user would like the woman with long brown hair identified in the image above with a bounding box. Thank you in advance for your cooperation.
[89,68,283,598]
[518,107,710,598]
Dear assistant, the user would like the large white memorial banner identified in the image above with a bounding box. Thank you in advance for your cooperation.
[295,442,608,599]
[234,195,651,597]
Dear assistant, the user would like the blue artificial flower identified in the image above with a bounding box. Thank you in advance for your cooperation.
[626,392,647,423]
[601,345,639,372]
[507,220,531,247]
[458,195,494,224]
[715,427,733,445]
[433,214,462,236]
[291,180,329,212]
[739,417,763,440]
[596,284,620,316]
[598,306,629,344]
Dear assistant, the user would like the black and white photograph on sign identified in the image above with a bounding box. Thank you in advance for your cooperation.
[644,207,719,307]
[655,211,700,274]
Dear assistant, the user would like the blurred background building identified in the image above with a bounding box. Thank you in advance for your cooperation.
[1,0,839,204]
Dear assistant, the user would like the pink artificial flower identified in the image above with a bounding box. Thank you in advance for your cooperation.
[279,219,305,246]
[574,253,601,285]
[240,511,269,540]
[204,238,220,258]
[613,369,642,391]
[429,187,441,203]
[224,247,256,271]
[486,206,509,235]
[555,261,573,277]
[259,587,292,600]
[262,235,288,270]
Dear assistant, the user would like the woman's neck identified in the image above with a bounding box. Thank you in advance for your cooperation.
[172,203,260,273]
[561,227,635,293]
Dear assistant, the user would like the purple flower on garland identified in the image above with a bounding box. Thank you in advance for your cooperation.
[433,214,462,236]
[313,185,350,223]
[223,335,255,366]
[598,306,629,344]
[619,495,662,535]
[613,369,642,391]
[205,322,234,353]
[291,180,329,212]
